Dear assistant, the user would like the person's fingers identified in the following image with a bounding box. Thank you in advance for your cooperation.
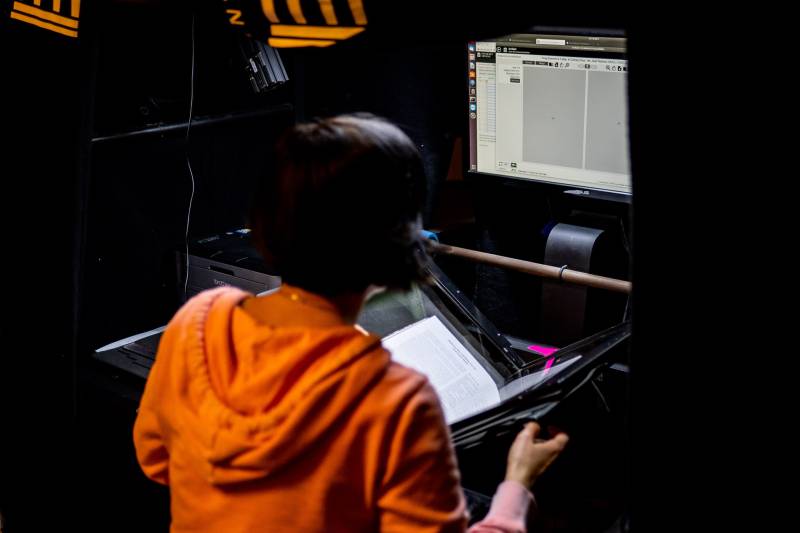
[515,422,534,444]
[509,426,529,456]
[526,421,541,439]
[515,424,531,443]
[537,433,569,455]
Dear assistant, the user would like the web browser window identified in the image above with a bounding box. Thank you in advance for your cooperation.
[468,34,631,196]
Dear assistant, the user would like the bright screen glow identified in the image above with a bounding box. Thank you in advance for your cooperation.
[468,34,631,196]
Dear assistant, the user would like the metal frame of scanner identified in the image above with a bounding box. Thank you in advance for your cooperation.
[94,261,629,441]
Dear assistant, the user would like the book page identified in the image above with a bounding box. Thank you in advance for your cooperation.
[382,316,501,424]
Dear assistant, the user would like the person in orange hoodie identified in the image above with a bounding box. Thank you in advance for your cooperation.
[133,114,569,532]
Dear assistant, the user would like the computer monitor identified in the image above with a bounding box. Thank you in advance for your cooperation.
[467,32,630,201]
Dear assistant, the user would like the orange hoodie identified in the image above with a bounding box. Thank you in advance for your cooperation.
[134,286,532,533]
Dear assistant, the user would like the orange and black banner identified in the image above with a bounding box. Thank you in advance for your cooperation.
[219,1,546,48]
[223,0,368,48]
[8,0,80,38]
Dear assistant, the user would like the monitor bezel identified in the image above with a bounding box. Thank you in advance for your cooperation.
[465,30,631,204]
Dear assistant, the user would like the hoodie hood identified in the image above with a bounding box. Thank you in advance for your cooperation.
[150,286,387,486]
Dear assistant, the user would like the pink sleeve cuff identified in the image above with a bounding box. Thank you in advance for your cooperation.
[467,480,535,533]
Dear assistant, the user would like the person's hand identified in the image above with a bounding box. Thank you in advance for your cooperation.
[504,421,569,488]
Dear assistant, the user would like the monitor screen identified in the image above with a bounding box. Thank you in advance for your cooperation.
[467,33,630,198]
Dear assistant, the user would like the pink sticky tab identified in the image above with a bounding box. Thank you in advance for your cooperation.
[527,344,559,356]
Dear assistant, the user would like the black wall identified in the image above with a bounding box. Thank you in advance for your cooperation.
[0,2,88,530]
[0,1,651,531]
[79,0,295,353]
[281,16,631,344]
[77,1,632,351]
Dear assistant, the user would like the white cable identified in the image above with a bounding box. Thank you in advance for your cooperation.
[184,14,196,300]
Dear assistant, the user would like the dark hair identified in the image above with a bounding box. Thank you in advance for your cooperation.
[250,114,429,296]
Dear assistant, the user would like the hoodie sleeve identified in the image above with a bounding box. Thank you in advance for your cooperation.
[133,405,170,485]
[376,377,535,533]
[132,298,192,486]
[133,334,173,486]
[133,287,248,488]
[466,481,535,533]
[377,379,468,532]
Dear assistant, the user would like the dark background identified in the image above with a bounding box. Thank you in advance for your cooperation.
[0,0,769,531]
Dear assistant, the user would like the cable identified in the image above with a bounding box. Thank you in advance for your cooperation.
[591,379,611,413]
[184,13,196,300]
[619,216,631,256]
[623,293,632,322]
[619,215,632,322]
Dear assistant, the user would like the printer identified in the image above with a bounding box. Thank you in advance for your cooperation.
[180,228,281,302]
[94,229,281,378]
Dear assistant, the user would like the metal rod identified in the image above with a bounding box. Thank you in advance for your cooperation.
[429,242,631,294]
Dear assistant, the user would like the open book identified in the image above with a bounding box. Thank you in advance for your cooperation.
[382,315,580,424]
